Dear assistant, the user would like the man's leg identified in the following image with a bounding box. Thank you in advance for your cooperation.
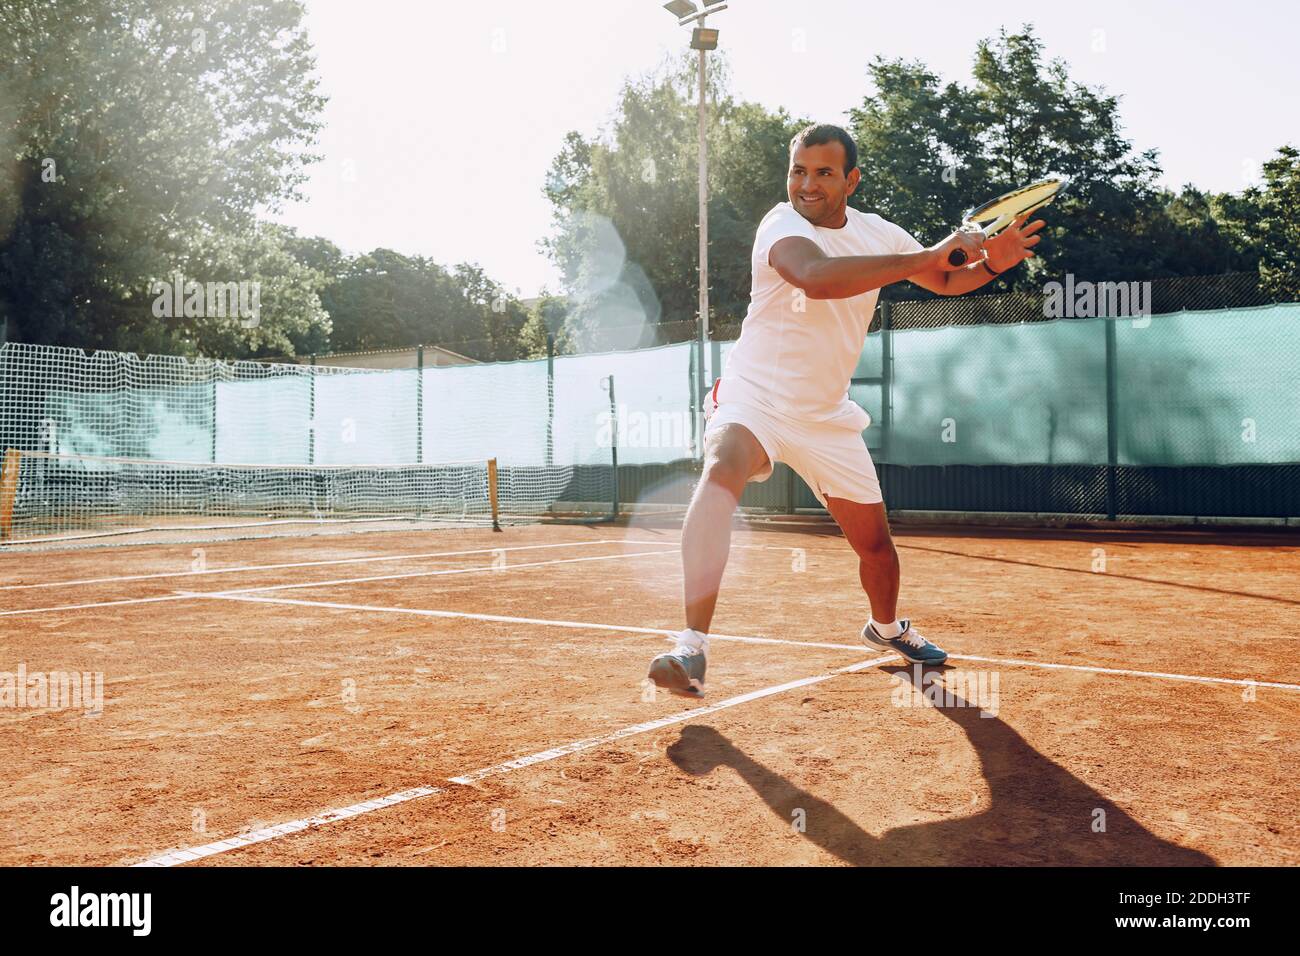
[823,497,898,623]
[682,423,770,633]
[648,422,769,698]
[825,495,947,665]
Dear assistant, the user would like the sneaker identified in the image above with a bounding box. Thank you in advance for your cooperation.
[648,631,707,699]
[861,619,948,665]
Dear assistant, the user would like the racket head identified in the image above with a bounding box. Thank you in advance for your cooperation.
[960,176,1070,238]
[946,175,1069,266]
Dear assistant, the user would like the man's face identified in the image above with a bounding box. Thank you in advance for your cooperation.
[787,140,859,226]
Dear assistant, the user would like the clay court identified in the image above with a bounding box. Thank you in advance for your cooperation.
[2,519,1296,867]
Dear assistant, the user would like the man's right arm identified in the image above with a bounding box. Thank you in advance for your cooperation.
[769,233,983,300]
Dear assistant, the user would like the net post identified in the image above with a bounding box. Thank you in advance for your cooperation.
[1104,318,1119,520]
[0,449,20,539]
[487,457,501,532]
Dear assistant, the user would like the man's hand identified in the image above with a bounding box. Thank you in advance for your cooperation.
[928,231,985,272]
[983,215,1046,273]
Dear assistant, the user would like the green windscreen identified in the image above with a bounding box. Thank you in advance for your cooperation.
[880,303,1299,466]
[1115,305,1300,465]
[887,318,1109,465]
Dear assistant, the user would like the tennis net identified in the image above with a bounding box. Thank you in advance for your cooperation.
[0,450,502,547]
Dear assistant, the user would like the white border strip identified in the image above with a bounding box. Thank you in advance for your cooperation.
[135,655,894,866]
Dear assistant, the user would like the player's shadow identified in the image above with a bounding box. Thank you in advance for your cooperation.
[666,664,1216,866]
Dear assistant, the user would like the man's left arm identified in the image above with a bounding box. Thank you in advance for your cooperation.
[908,215,1046,296]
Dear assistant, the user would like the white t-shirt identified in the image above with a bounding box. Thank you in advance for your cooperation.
[720,202,922,424]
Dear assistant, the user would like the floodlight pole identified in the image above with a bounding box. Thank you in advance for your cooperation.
[695,32,709,461]
[668,1,727,460]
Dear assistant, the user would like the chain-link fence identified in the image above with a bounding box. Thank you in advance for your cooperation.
[395,270,1271,358]
[6,272,1295,532]
[872,271,1270,332]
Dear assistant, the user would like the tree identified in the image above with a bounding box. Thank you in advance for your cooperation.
[848,26,1210,292]
[0,0,328,353]
[517,293,573,359]
[541,52,808,343]
[1214,145,1300,302]
[283,243,534,360]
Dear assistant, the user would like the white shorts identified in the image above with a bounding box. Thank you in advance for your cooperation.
[702,379,883,507]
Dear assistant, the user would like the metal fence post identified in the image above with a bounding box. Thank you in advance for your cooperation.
[1104,318,1119,520]
[881,299,893,465]
[689,339,700,461]
[308,354,317,466]
[416,344,424,464]
[546,333,555,468]
[210,371,218,463]
[607,374,619,519]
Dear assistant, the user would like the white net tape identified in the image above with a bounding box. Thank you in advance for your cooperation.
[0,450,499,547]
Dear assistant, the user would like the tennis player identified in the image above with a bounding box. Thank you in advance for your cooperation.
[648,123,1045,698]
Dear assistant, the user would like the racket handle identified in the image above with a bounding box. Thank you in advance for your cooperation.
[948,249,968,267]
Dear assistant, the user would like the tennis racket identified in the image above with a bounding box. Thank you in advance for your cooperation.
[947,176,1069,266]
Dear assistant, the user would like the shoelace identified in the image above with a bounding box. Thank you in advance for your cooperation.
[877,621,925,649]
[673,641,704,657]
[899,627,928,649]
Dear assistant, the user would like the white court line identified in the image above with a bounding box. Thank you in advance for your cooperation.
[134,785,446,867]
[176,592,1300,692]
[0,548,676,618]
[207,548,677,596]
[181,591,866,652]
[134,654,896,866]
[2,538,843,593]
[447,655,892,784]
[0,593,209,617]
[0,539,622,591]
[947,653,1300,692]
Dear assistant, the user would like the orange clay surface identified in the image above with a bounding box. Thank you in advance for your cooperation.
[1,519,1297,866]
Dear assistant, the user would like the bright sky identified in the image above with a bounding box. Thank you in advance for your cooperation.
[273,0,1299,298]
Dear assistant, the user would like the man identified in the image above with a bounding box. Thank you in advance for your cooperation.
[648,123,1045,699]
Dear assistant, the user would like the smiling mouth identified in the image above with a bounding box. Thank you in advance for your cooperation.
[798,195,824,204]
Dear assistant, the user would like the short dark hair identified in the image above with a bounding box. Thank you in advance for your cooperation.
[789,123,858,177]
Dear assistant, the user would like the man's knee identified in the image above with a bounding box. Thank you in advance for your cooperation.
[700,426,765,495]
[700,453,750,497]
[836,504,894,560]
[855,528,896,561]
